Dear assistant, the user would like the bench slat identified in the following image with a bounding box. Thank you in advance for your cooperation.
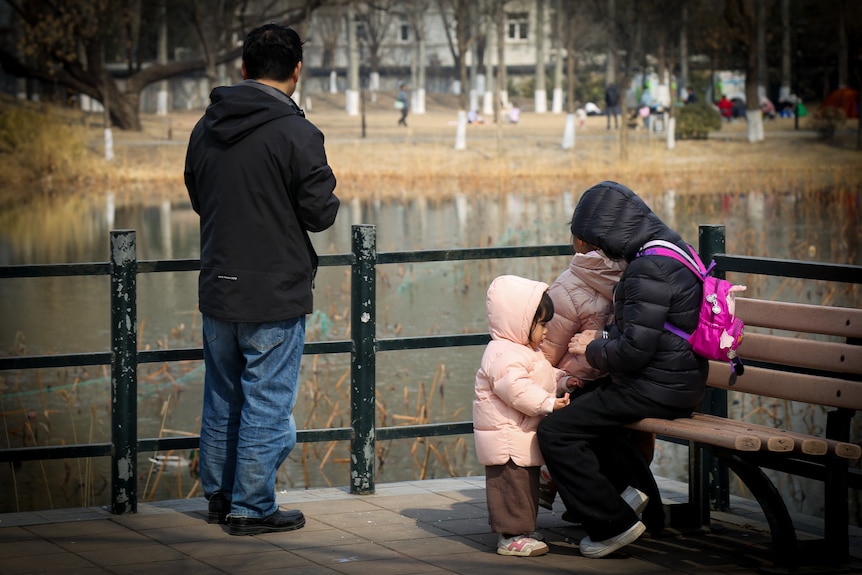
[738,333,862,375]
[689,414,858,458]
[736,298,862,339]
[628,417,761,451]
[707,363,862,411]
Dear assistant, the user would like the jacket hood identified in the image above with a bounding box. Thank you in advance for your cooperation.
[569,250,626,298]
[570,181,682,261]
[486,275,549,346]
[203,81,300,145]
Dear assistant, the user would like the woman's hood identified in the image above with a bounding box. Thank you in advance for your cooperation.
[570,181,680,261]
[486,275,548,345]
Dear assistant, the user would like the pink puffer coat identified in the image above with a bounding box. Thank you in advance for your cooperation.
[473,275,570,467]
[540,251,625,382]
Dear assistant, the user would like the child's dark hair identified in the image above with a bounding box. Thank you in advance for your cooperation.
[531,291,555,333]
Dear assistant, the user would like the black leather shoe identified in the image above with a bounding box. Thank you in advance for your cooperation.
[229,508,306,536]
[207,492,230,525]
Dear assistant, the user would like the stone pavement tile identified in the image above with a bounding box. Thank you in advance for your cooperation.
[242,526,366,552]
[0,525,39,542]
[398,501,489,522]
[1,551,107,575]
[324,556,450,575]
[290,539,403,565]
[341,521,452,542]
[25,518,133,539]
[135,520,233,544]
[423,515,493,537]
[195,547,316,573]
[382,533,486,558]
[0,535,79,558]
[370,492,474,513]
[106,557,226,575]
[35,524,156,553]
[314,508,419,530]
[78,542,188,566]
[419,548,575,575]
[110,508,203,530]
[289,497,384,516]
[170,530,293,559]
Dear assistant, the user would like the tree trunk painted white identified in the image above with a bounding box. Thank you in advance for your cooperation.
[534,89,547,113]
[455,110,467,150]
[746,110,763,142]
[347,2,359,116]
[552,1,564,113]
[156,0,168,116]
[413,88,426,115]
[469,90,479,113]
[606,0,616,86]
[680,4,689,100]
[666,117,676,150]
[779,0,791,102]
[562,113,576,150]
[104,128,114,161]
[483,91,494,116]
[534,0,546,113]
[346,90,359,116]
[757,0,767,101]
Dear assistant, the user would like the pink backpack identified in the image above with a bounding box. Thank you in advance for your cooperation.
[638,240,746,384]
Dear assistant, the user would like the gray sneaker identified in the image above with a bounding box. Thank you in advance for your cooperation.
[579,520,646,558]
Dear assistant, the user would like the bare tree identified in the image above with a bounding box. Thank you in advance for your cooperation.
[725,0,764,142]
[0,0,322,130]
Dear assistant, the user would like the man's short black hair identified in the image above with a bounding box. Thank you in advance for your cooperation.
[243,23,303,82]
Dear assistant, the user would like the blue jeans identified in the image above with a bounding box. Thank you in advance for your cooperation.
[199,314,305,519]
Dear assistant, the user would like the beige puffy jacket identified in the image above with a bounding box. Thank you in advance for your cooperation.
[540,251,625,383]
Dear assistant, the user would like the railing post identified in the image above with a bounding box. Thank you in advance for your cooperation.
[110,230,138,514]
[698,224,729,512]
[350,225,376,494]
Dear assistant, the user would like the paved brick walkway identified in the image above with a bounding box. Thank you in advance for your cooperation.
[1,476,860,575]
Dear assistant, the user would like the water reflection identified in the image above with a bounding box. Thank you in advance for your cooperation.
[1,185,860,513]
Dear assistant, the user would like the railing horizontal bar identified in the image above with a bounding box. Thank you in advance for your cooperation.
[319,253,354,266]
[138,348,204,363]
[716,255,862,284]
[377,333,490,352]
[137,259,200,273]
[0,262,110,278]
[0,352,111,370]
[377,244,572,264]
[0,443,112,462]
[302,340,353,355]
[377,421,474,440]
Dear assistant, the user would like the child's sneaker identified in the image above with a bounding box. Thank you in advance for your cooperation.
[620,486,649,515]
[538,465,557,510]
[497,534,549,557]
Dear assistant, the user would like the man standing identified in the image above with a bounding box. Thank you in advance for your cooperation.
[396,83,410,126]
[184,23,339,536]
[605,83,620,130]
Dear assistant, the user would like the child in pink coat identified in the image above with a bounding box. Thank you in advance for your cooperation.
[474,275,572,557]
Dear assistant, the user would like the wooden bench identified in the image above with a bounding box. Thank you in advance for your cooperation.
[628,298,862,569]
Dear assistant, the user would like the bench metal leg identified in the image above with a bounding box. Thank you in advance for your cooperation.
[713,449,800,567]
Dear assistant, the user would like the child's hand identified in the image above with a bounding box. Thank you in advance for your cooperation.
[553,392,570,411]
[565,377,583,392]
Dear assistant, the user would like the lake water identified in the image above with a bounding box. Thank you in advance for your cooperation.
[1,184,860,516]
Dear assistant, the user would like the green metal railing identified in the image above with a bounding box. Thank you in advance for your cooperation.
[1,224,860,514]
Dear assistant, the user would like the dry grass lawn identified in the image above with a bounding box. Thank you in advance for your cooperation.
[2,91,860,209]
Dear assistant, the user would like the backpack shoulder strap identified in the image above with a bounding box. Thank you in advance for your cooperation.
[638,240,706,279]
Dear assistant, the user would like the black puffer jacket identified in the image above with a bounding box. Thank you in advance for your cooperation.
[571,181,708,409]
